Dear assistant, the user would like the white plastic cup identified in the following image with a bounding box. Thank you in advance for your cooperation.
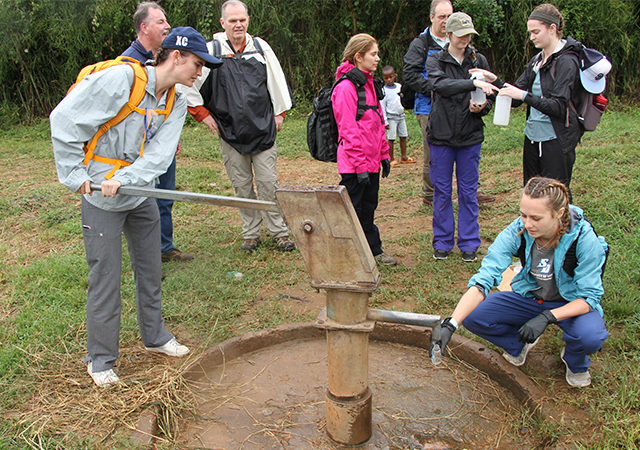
[493,95,512,126]
[471,73,486,105]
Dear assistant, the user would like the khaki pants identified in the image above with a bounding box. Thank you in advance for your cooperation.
[416,114,434,201]
[219,138,289,240]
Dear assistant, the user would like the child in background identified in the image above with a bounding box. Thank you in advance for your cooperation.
[380,65,414,167]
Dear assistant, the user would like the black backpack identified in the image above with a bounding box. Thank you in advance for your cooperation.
[550,45,610,132]
[517,220,609,280]
[400,33,430,110]
[307,68,384,162]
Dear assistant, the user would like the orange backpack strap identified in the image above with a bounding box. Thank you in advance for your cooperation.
[81,60,148,169]
[69,57,177,179]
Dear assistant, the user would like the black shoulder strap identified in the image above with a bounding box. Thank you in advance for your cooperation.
[252,36,265,56]
[517,233,526,267]
[340,68,384,123]
[562,230,580,278]
[211,39,222,59]
[563,218,609,279]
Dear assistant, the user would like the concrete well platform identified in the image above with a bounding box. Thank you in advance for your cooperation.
[172,322,548,449]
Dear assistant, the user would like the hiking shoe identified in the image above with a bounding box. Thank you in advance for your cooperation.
[502,337,539,367]
[145,338,190,357]
[240,238,261,252]
[375,252,397,266]
[477,191,496,203]
[87,362,120,387]
[561,347,591,388]
[162,249,194,262]
[462,251,478,262]
[433,249,449,260]
[274,236,296,252]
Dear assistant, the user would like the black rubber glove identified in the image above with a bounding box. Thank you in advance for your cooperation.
[439,317,457,354]
[357,171,371,186]
[518,310,557,343]
[381,158,391,178]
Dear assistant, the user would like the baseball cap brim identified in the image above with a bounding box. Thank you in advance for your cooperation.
[162,45,222,69]
[452,29,478,37]
[193,51,222,69]
[580,57,611,94]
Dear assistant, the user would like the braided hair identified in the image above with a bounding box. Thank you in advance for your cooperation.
[521,177,571,248]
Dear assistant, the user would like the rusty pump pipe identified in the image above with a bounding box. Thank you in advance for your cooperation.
[91,183,440,445]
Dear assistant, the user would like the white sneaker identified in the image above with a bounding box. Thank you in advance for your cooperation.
[561,347,591,388]
[502,337,540,367]
[87,361,120,387]
[145,338,190,357]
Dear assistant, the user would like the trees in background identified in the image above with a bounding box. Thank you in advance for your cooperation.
[1,0,639,123]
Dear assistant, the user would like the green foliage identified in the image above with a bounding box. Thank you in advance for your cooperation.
[1,0,640,122]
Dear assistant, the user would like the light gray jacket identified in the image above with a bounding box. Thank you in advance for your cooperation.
[51,65,187,212]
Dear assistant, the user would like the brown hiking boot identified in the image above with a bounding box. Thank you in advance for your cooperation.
[477,191,496,203]
[375,252,397,265]
[162,249,194,262]
[240,238,261,252]
[274,236,296,252]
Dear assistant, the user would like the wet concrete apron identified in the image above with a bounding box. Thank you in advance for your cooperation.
[175,323,544,449]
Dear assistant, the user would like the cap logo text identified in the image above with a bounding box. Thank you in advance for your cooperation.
[175,36,188,46]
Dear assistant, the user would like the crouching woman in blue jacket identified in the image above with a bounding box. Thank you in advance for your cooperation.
[434,177,608,387]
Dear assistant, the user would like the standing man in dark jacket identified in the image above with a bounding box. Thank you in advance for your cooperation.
[122,1,194,263]
[180,0,295,253]
[403,0,495,205]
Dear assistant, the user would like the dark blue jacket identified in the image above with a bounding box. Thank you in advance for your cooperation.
[121,39,154,64]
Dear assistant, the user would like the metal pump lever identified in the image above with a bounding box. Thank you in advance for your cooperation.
[89,183,279,212]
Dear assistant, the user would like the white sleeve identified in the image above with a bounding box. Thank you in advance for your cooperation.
[257,37,293,115]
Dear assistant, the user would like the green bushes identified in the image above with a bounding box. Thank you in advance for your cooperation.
[1,0,639,123]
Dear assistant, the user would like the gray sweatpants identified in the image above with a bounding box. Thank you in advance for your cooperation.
[81,197,172,372]
[219,138,289,240]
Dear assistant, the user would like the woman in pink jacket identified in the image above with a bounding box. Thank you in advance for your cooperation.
[332,33,396,265]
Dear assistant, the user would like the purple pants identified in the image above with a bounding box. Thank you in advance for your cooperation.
[462,291,608,373]
[429,143,481,252]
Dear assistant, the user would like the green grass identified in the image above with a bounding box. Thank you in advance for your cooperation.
[0,105,639,449]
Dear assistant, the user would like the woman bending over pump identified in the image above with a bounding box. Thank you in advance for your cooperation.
[51,27,221,387]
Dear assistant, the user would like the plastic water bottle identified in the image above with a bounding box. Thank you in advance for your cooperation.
[431,344,442,366]
[227,271,243,280]
[470,73,486,105]
[493,95,512,126]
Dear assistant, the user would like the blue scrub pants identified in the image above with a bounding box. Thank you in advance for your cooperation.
[429,143,481,252]
[462,291,608,373]
[156,155,176,255]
